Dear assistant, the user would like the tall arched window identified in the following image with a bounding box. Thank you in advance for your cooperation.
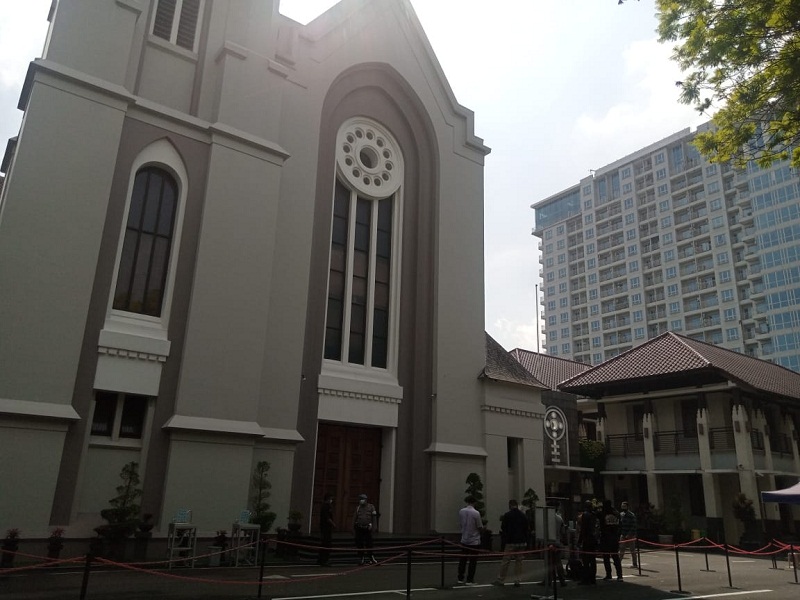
[324,118,403,371]
[112,167,178,317]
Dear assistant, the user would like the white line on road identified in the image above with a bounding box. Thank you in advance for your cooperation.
[271,588,437,599]
[664,590,772,600]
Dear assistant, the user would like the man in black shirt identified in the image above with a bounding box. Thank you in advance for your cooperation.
[318,493,336,566]
[492,500,530,587]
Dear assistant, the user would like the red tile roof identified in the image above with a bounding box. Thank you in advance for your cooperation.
[559,332,800,400]
[509,348,590,391]
[482,333,548,389]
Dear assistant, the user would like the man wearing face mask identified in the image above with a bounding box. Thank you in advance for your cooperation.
[353,493,378,564]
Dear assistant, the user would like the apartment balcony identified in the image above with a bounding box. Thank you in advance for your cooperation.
[605,433,644,457]
[654,430,699,454]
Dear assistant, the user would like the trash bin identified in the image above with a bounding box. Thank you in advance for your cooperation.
[691,529,701,540]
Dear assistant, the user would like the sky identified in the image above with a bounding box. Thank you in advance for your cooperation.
[0,0,706,353]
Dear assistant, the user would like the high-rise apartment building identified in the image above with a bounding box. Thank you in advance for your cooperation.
[532,124,800,372]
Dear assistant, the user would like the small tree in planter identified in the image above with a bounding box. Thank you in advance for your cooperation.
[287,510,303,533]
[464,473,492,549]
[1,529,20,568]
[732,492,758,545]
[94,461,142,560]
[46,528,65,560]
[133,514,154,562]
[250,461,277,534]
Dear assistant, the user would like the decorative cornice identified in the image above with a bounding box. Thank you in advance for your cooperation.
[98,346,166,363]
[482,404,543,419]
[318,387,402,405]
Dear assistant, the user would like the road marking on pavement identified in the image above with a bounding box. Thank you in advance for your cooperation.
[664,590,772,600]
[271,588,437,599]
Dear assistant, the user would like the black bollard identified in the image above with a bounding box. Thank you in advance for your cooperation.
[792,544,798,584]
[406,548,412,599]
[636,539,642,576]
[674,543,683,593]
[724,542,733,588]
[257,536,267,599]
[79,553,93,600]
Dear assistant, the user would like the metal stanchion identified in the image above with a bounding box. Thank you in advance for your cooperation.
[440,536,445,589]
[724,542,734,588]
[636,539,642,576]
[79,553,93,600]
[670,542,683,594]
[406,548,412,599]
[701,540,715,572]
[257,536,267,599]
[792,543,799,585]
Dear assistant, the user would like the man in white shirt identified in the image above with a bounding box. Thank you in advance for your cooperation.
[457,496,483,584]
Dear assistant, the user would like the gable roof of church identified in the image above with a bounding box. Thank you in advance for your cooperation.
[509,348,590,391]
[482,333,548,389]
[559,331,800,401]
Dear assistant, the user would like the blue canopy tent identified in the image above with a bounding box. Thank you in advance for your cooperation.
[761,481,800,505]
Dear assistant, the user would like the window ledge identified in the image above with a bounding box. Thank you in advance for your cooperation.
[89,436,143,450]
[146,34,198,63]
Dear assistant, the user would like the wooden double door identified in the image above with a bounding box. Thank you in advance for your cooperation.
[312,423,383,532]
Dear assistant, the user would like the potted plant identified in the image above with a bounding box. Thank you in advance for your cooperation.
[1,529,20,568]
[133,514,154,562]
[94,461,143,560]
[250,461,277,534]
[287,510,303,533]
[208,530,228,567]
[659,495,685,545]
[732,492,759,547]
[464,473,492,550]
[46,528,65,560]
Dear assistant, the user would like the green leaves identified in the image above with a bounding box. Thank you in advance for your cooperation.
[656,0,800,167]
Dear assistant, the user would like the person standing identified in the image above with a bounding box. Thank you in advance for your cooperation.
[492,500,530,587]
[457,496,483,585]
[318,493,336,566]
[577,500,598,585]
[353,493,377,564]
[600,499,623,581]
[618,501,638,567]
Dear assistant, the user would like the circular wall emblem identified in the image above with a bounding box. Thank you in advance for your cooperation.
[544,406,567,441]
[336,117,403,198]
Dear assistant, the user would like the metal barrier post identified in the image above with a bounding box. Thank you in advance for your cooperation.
[673,543,683,593]
[724,542,733,588]
[792,543,798,584]
[550,546,558,600]
[440,537,445,589]
[636,539,642,576]
[257,535,267,599]
[79,553,93,600]
[702,542,715,572]
[406,548,412,599]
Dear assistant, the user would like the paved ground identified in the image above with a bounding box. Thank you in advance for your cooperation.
[2,549,799,599]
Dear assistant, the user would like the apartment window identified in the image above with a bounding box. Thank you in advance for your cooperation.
[715,234,727,247]
[591,321,600,331]
[720,270,732,283]
[593,352,602,363]
[585,214,593,224]
[717,251,729,265]
[589,289,598,300]
[588,273,597,284]
[561,328,570,338]
[722,290,735,303]
[627,245,637,256]
[545,244,553,254]
[112,167,178,317]
[625,213,635,225]
[590,304,599,315]
[661,216,672,228]
[557,225,565,235]
[622,167,631,179]
[585,228,594,239]
[656,168,666,180]
[559,283,568,293]
[592,336,601,347]
[666,266,677,279]
[710,198,722,211]
[664,249,675,262]
[545,230,553,240]
[583,185,592,196]
[627,229,636,240]
[707,181,720,194]
[545,258,554,267]
[659,200,670,212]
[631,293,642,305]
[712,216,724,228]
[548,316,557,326]
[550,331,558,341]
[587,258,596,268]
[547,300,556,311]
[549,346,558,355]
[658,184,669,196]
[655,153,665,164]
[560,312,569,323]
[324,118,403,369]
[558,254,566,264]
[558,267,567,279]
[547,286,555,296]
[671,319,683,331]
[557,239,565,250]
[91,392,149,440]
[633,310,643,322]
[584,200,593,209]
[724,307,737,320]
[670,302,680,314]
[562,343,571,354]
[663,232,673,244]
[726,328,740,341]
[706,165,717,176]
[667,284,678,296]
[560,297,568,308]
[587,243,595,254]
[546,272,554,282]
[635,327,645,339]
[629,260,639,272]
[152,0,203,51]
[631,276,640,288]
[624,197,634,209]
